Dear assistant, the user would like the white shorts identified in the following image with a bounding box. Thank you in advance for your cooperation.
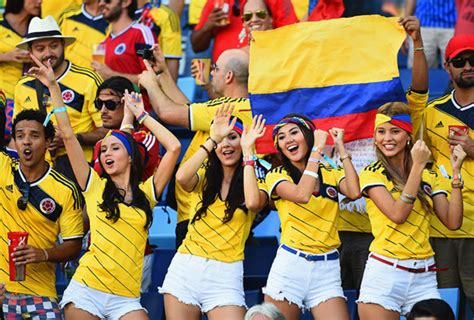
[357,253,440,315]
[60,280,146,320]
[159,252,246,313]
[141,253,154,293]
[263,245,345,310]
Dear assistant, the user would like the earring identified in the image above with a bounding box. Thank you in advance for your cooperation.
[407,140,411,146]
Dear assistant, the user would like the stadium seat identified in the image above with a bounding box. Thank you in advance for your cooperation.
[243,236,278,290]
[141,292,164,320]
[252,210,281,239]
[149,248,176,293]
[177,76,196,101]
[149,206,177,249]
[245,289,263,308]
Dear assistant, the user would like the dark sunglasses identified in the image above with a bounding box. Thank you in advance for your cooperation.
[17,182,30,211]
[242,10,267,22]
[94,98,122,111]
[449,56,474,68]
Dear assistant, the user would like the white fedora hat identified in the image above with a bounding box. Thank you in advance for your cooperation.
[16,16,76,50]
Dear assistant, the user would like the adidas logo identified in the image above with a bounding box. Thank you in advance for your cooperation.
[73,27,79,32]
[25,96,31,103]
[6,185,13,192]
[435,121,444,128]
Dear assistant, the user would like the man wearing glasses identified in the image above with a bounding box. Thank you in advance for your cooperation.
[0,109,84,319]
[422,34,474,311]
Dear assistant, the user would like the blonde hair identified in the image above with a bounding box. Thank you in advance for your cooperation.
[375,102,432,214]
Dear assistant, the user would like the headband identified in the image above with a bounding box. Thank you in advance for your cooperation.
[105,130,133,155]
[272,117,316,146]
[374,113,413,134]
[233,117,244,135]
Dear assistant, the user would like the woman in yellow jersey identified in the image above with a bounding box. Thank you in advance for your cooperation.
[160,105,268,320]
[357,102,466,320]
[263,114,360,320]
[27,54,181,320]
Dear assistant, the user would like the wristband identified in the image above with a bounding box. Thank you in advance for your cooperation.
[303,170,319,179]
[200,144,211,156]
[308,157,320,164]
[414,47,425,52]
[120,124,134,131]
[452,173,462,181]
[242,160,256,167]
[43,106,67,126]
[243,154,257,162]
[312,146,323,154]
[400,192,416,204]
[452,180,464,189]
[207,137,218,149]
[42,248,49,262]
[137,111,149,125]
[340,154,352,162]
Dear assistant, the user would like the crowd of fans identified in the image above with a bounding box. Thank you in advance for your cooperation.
[0,0,473,319]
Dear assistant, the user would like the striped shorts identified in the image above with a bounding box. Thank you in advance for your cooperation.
[3,293,62,319]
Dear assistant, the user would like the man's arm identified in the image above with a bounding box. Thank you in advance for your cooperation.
[91,62,140,84]
[191,7,228,53]
[12,239,82,265]
[405,0,416,16]
[77,127,108,146]
[166,58,180,82]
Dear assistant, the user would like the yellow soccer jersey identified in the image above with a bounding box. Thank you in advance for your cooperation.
[266,165,345,254]
[59,5,109,69]
[0,152,83,299]
[42,0,81,22]
[188,0,208,25]
[13,62,103,162]
[337,89,428,233]
[423,92,474,238]
[0,17,26,100]
[72,169,158,298]
[291,0,308,20]
[360,161,447,259]
[175,97,252,223]
[178,167,265,262]
[147,6,182,59]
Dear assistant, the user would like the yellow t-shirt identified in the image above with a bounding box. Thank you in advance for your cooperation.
[337,89,429,233]
[188,0,208,25]
[0,17,26,100]
[42,0,82,22]
[0,152,83,299]
[423,92,474,238]
[175,97,252,223]
[291,0,308,20]
[13,62,103,162]
[59,5,109,69]
[266,165,345,254]
[178,167,266,262]
[147,6,182,59]
[360,161,447,259]
[72,169,157,297]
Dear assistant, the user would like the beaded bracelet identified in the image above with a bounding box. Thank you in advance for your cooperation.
[200,144,211,156]
[137,111,149,125]
[207,137,218,149]
[340,154,352,161]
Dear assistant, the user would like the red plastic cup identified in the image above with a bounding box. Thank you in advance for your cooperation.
[8,232,29,281]
[449,125,469,136]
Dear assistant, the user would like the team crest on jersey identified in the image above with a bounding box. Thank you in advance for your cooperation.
[423,184,432,196]
[40,198,56,214]
[326,186,338,199]
[115,43,126,55]
[62,90,75,104]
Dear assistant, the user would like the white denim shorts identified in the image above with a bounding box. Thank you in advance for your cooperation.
[263,245,345,310]
[357,252,440,315]
[158,252,246,313]
[60,280,146,320]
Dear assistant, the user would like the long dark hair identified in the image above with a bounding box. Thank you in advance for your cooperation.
[274,114,315,183]
[191,139,246,224]
[98,131,153,229]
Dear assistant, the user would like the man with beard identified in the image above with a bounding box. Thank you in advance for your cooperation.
[12,16,107,183]
[0,109,83,319]
[422,34,474,311]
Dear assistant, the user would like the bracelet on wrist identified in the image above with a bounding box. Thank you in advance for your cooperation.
[242,160,256,167]
[311,146,323,154]
[400,191,416,204]
[303,170,319,179]
[452,180,464,189]
[120,124,134,131]
[308,157,320,164]
[200,144,211,156]
[452,173,462,181]
[340,154,352,162]
[243,154,257,162]
[414,47,424,52]
[43,106,67,126]
[137,111,149,125]
[207,137,218,149]
[42,248,49,262]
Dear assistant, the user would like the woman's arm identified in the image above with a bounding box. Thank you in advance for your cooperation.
[330,128,361,200]
[432,145,466,230]
[123,91,181,198]
[27,55,90,189]
[241,115,268,212]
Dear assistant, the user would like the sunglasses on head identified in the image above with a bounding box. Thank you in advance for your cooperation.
[449,56,474,68]
[242,10,267,22]
[94,98,122,111]
[17,182,30,211]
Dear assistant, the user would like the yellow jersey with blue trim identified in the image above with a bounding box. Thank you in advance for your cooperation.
[188,0,208,25]
[0,16,26,101]
[0,151,84,299]
[72,169,158,297]
[266,165,345,254]
[423,91,474,238]
[59,5,109,69]
[178,166,265,262]
[13,62,103,162]
[42,0,82,22]
[175,97,252,223]
[360,161,448,259]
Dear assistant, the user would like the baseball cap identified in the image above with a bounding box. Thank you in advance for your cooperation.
[445,34,474,61]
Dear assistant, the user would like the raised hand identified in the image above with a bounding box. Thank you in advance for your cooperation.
[26,54,56,88]
[210,103,236,144]
[450,144,467,172]
[411,140,431,166]
[241,114,266,154]
[313,129,329,150]
[138,60,159,91]
[399,16,421,42]
[123,89,145,119]
[150,43,167,74]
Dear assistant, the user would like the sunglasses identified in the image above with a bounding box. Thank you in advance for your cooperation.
[449,56,474,68]
[94,98,122,111]
[17,182,30,211]
[242,10,267,22]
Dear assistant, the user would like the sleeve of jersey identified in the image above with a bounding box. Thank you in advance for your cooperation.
[189,102,214,132]
[141,176,159,207]
[155,9,182,58]
[58,184,84,240]
[406,89,428,140]
[265,168,290,199]
[360,166,386,197]
[194,0,213,31]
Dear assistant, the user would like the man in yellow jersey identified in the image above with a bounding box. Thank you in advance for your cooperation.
[1,109,83,319]
[13,16,107,183]
[139,46,252,247]
[423,34,474,310]
[42,0,82,22]
[59,0,108,69]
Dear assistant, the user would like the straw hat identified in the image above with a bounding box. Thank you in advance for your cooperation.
[16,16,76,50]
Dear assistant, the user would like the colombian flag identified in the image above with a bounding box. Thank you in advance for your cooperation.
[249,15,407,154]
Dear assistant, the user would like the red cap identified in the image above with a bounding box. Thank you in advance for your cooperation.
[445,35,474,61]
